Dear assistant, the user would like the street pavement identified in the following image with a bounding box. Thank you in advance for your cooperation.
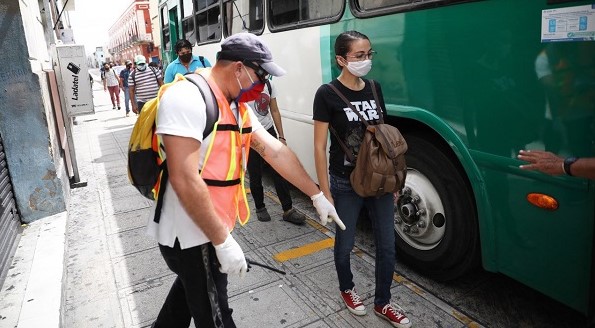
[0,76,483,328]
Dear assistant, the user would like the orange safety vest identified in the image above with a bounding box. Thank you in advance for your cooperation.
[157,70,253,230]
[200,70,253,230]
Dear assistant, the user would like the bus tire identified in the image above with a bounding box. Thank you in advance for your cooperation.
[394,134,480,281]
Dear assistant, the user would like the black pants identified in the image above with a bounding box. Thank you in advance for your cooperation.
[152,240,235,328]
[247,126,292,211]
[137,101,146,113]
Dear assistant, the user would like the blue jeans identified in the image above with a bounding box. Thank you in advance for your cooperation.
[330,174,396,306]
[122,86,130,113]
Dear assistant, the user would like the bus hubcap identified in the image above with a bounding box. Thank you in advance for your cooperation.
[394,169,446,251]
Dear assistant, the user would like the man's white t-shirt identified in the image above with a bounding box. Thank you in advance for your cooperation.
[146,80,263,249]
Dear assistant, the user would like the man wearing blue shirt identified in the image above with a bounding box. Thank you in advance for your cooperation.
[163,39,211,83]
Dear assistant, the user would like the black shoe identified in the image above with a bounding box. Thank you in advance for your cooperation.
[283,208,306,225]
[256,207,271,222]
[117,106,121,110]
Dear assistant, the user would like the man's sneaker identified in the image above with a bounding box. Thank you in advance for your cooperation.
[282,208,306,225]
[374,303,412,328]
[255,207,271,222]
[340,289,366,316]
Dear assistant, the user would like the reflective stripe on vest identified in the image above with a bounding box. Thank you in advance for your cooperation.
[200,70,252,229]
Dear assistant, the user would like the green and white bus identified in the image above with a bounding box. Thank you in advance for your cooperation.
[158,0,595,317]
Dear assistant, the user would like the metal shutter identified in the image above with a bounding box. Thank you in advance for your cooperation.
[0,134,21,285]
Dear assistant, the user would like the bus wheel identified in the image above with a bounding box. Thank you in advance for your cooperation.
[394,135,479,281]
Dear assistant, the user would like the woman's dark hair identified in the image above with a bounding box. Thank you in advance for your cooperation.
[334,31,369,69]
[175,39,193,53]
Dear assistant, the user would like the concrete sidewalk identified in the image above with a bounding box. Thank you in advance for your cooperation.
[0,83,479,328]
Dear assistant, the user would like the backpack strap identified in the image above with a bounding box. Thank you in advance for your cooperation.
[198,55,206,67]
[369,80,384,124]
[153,163,168,223]
[150,67,159,84]
[184,73,218,138]
[266,80,272,95]
[326,83,368,163]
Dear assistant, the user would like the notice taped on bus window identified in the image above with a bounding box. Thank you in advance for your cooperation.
[541,4,595,42]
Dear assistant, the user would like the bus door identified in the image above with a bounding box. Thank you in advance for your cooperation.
[168,7,179,61]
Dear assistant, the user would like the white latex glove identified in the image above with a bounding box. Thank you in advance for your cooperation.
[311,191,346,230]
[213,234,247,278]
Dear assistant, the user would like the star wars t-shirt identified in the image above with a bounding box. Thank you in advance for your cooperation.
[313,79,387,178]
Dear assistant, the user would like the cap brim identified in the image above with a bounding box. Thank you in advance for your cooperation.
[260,62,286,77]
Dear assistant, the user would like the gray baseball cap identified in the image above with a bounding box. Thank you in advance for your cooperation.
[217,33,286,77]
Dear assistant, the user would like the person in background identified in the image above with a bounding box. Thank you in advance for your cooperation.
[102,62,121,110]
[119,60,133,117]
[149,61,162,76]
[313,30,412,328]
[129,55,163,114]
[518,150,595,179]
[247,78,307,225]
[148,33,345,328]
[163,39,211,83]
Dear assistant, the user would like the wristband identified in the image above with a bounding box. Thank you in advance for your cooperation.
[563,157,578,176]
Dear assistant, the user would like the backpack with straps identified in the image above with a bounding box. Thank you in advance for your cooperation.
[128,73,218,222]
[328,80,408,197]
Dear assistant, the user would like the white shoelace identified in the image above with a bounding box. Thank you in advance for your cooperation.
[346,290,363,305]
[382,303,408,322]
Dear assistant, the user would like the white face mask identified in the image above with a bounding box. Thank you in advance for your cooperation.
[346,59,372,77]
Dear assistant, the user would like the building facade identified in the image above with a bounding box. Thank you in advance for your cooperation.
[108,0,160,65]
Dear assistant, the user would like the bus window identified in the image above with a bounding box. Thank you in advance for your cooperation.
[161,5,170,51]
[351,0,474,17]
[268,0,343,31]
[182,0,196,44]
[195,0,222,43]
[223,0,264,36]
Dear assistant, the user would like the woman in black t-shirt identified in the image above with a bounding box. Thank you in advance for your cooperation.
[312,31,412,328]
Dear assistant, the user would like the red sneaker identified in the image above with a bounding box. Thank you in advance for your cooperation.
[340,289,366,316]
[374,303,412,328]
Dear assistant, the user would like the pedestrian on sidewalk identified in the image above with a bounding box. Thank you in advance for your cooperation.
[163,39,211,83]
[247,78,306,225]
[129,55,163,114]
[147,32,345,328]
[102,62,121,110]
[119,60,133,117]
[313,30,412,328]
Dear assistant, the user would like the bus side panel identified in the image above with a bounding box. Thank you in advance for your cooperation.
[333,0,594,314]
[263,27,327,180]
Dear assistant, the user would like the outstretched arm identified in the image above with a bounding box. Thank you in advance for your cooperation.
[518,150,595,180]
[251,128,345,230]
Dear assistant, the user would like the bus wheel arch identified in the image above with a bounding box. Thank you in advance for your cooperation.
[391,119,481,281]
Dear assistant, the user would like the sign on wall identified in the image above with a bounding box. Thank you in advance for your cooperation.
[51,45,94,116]
[541,4,595,42]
